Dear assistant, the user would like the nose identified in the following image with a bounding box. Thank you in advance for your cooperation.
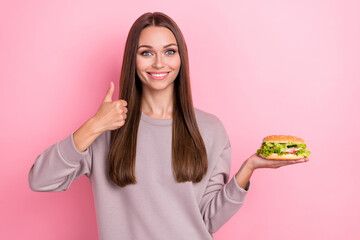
[152,54,164,69]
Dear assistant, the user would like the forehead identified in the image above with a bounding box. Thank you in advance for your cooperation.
[138,26,177,47]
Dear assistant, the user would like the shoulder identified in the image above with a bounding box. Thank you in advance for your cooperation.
[194,108,223,125]
[194,107,229,145]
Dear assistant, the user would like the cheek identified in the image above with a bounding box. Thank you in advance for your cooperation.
[135,62,145,81]
[169,56,181,70]
[136,55,152,69]
[136,58,143,71]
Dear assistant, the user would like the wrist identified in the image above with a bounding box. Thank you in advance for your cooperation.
[243,161,255,175]
[243,158,256,172]
[235,160,254,190]
[87,117,104,136]
[73,118,103,153]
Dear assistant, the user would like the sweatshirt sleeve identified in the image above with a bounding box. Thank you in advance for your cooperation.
[199,139,250,233]
[28,132,93,192]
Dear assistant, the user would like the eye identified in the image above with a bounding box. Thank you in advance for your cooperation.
[140,51,152,56]
[165,49,176,55]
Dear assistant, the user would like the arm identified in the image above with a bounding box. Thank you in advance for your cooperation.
[28,82,128,192]
[28,134,91,192]
[28,119,98,192]
[199,133,309,233]
[199,148,309,233]
[235,161,253,190]
[73,117,103,152]
[235,153,310,189]
[199,139,249,234]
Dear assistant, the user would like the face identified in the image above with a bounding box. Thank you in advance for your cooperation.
[136,26,181,93]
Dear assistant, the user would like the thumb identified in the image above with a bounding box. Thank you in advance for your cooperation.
[103,81,114,103]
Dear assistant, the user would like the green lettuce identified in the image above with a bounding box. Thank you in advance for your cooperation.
[257,141,311,157]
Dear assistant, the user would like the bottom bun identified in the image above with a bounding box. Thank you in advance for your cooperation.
[259,153,305,160]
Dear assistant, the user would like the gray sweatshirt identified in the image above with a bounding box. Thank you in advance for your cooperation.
[28,108,249,240]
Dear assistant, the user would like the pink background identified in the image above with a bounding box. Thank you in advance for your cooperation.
[1,0,359,239]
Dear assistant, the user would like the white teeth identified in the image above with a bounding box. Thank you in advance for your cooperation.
[150,73,168,77]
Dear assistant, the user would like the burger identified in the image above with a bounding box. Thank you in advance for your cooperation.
[257,135,311,160]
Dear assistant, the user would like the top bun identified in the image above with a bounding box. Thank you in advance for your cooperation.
[262,135,305,144]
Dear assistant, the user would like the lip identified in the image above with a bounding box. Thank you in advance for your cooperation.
[146,71,170,80]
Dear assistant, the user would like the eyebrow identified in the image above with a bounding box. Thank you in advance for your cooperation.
[137,43,178,49]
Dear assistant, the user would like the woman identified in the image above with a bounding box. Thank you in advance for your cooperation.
[28,12,308,240]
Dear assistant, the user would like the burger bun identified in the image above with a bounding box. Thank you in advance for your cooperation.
[259,153,305,160]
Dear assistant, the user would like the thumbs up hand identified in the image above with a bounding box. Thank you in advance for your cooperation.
[92,81,128,132]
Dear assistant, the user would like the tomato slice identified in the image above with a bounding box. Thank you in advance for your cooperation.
[285,147,299,154]
[287,150,299,154]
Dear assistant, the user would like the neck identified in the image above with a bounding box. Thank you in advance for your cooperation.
[141,87,174,119]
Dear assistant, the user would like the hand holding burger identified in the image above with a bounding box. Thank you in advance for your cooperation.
[235,135,310,190]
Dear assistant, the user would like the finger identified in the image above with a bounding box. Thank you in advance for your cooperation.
[114,99,128,109]
[281,159,307,166]
[117,120,126,127]
[270,162,295,169]
[276,159,306,164]
[103,82,114,103]
[294,158,308,163]
[120,99,127,107]
[117,112,127,120]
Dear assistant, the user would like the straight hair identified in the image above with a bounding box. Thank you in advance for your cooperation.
[108,12,207,187]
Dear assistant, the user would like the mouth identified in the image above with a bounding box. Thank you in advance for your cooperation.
[146,72,170,80]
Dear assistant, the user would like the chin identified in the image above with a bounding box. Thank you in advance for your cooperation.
[144,81,175,91]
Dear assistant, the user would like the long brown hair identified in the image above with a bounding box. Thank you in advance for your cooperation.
[108,12,207,187]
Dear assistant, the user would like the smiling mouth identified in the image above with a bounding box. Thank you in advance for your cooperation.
[146,72,170,80]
